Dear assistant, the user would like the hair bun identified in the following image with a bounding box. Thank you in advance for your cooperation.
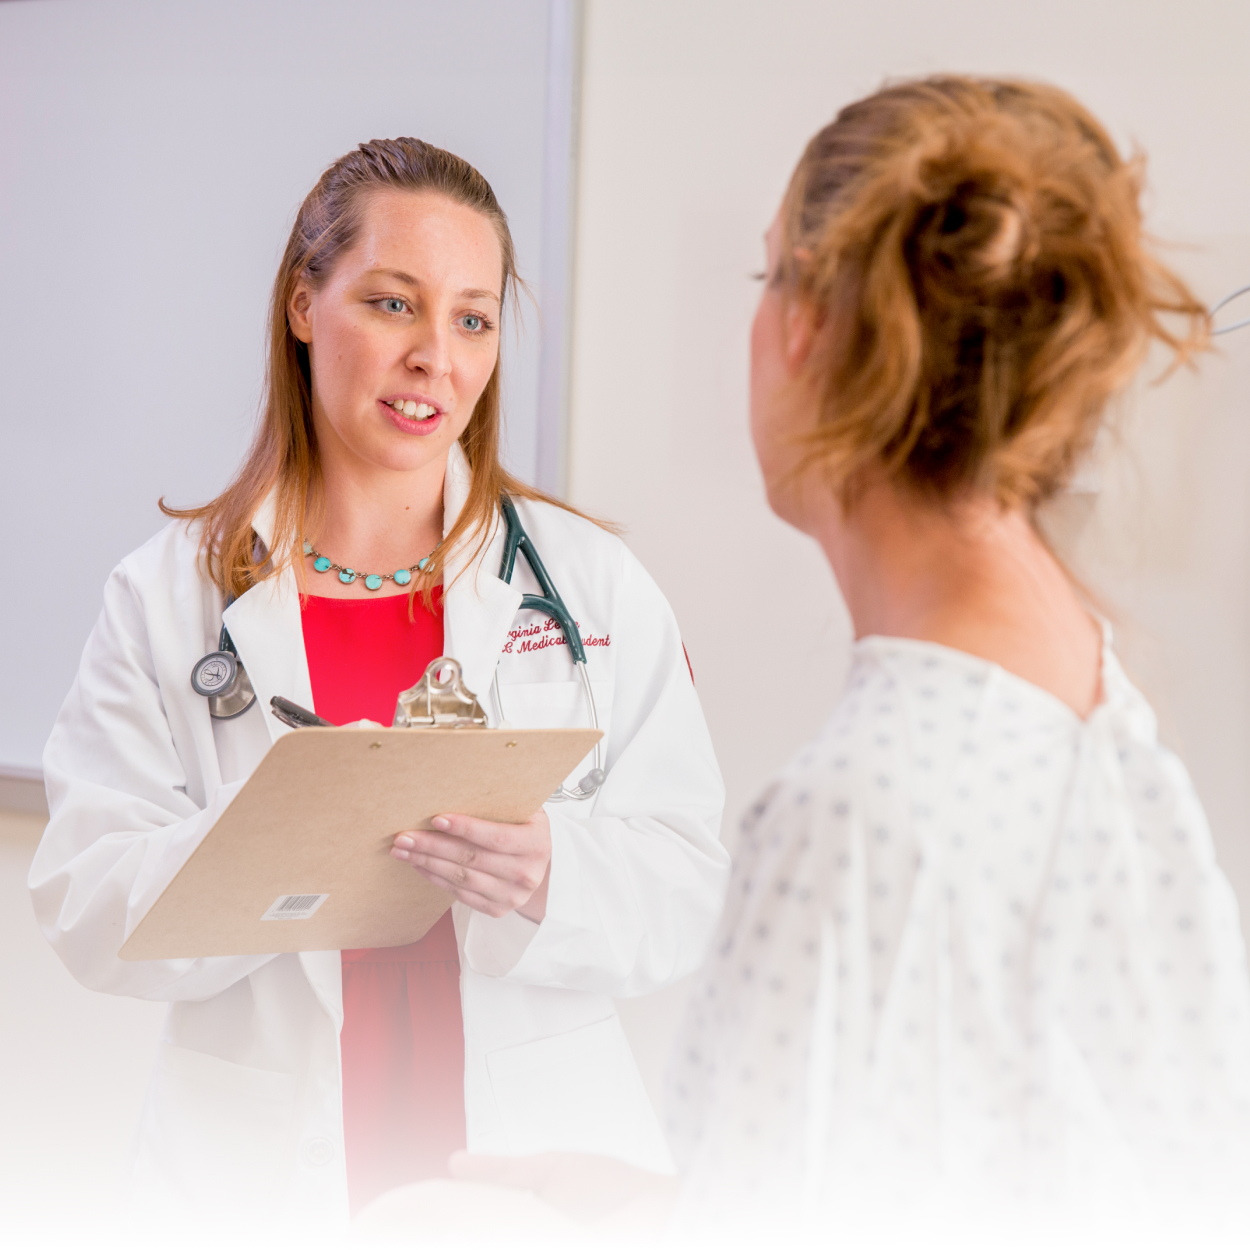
[780,76,1209,508]
[905,127,1036,303]
[915,186,1029,293]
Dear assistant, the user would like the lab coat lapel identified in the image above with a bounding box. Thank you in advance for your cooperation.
[223,491,341,1023]
[441,445,522,715]
[220,495,313,744]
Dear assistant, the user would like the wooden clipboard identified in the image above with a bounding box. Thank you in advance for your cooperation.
[119,725,602,960]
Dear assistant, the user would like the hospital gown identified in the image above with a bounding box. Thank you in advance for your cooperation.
[668,634,1250,1232]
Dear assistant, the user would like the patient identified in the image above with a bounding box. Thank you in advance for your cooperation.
[439,75,1250,1242]
[663,74,1250,1234]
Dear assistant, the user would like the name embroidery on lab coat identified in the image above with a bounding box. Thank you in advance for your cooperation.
[503,617,610,655]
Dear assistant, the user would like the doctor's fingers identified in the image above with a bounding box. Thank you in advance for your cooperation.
[392,839,546,897]
[401,857,528,918]
[392,830,544,886]
[427,810,552,856]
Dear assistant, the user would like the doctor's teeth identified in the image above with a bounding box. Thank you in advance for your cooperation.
[391,400,436,419]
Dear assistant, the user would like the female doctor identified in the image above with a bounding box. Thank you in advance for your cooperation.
[29,138,728,1227]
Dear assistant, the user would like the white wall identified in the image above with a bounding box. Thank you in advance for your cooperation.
[0,813,166,1239]
[569,0,1250,1103]
[5,0,1250,1214]
[0,0,568,773]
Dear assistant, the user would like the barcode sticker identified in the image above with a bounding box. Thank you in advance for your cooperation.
[261,893,328,921]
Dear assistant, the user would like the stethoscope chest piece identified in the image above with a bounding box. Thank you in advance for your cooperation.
[192,606,258,720]
[191,651,237,698]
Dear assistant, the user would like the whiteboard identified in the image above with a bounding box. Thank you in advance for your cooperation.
[0,0,578,774]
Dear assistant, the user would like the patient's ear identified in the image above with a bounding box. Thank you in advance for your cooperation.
[783,297,818,374]
[782,245,819,371]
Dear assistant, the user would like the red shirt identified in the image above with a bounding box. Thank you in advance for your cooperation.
[300,590,465,1216]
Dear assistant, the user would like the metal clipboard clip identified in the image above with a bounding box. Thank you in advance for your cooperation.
[269,657,487,731]
[270,657,595,804]
[392,658,488,729]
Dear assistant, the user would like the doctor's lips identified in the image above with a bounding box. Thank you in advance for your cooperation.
[380,394,443,422]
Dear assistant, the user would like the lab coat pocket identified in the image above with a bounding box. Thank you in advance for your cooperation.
[484,1014,672,1170]
[495,680,613,787]
[132,1041,298,1214]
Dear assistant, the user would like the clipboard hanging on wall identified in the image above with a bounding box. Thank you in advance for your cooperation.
[120,659,601,961]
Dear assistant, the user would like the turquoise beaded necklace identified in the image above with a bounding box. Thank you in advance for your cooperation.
[302,541,438,592]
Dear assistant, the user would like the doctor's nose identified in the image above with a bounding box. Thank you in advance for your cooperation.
[404,321,452,381]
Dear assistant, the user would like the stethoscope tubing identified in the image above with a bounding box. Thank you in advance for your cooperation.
[499,497,588,666]
[493,497,605,801]
[193,495,607,801]
[491,658,605,803]
[1212,283,1250,337]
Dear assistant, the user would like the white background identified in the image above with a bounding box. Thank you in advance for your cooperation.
[0,0,562,772]
[4,0,1250,1228]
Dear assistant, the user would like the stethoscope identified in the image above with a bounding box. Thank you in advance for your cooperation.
[190,609,257,718]
[190,495,606,801]
[492,496,605,801]
[1212,283,1250,337]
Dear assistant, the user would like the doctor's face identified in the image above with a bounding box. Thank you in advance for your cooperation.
[287,189,503,477]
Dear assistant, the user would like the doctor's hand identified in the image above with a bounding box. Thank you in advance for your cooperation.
[390,811,552,923]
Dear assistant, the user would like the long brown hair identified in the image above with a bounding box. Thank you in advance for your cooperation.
[163,137,598,599]
[778,76,1209,509]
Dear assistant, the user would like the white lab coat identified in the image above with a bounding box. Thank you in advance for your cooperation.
[30,444,728,1228]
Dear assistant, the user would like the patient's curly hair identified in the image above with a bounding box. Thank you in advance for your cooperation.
[781,76,1209,508]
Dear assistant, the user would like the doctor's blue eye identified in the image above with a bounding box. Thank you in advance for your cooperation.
[461,314,485,333]
[378,298,408,314]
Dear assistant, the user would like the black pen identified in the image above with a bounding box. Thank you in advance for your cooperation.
[269,696,335,729]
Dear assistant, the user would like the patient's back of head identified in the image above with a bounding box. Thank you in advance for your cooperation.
[767,77,1209,719]
[779,76,1204,509]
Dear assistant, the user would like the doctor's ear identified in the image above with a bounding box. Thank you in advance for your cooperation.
[288,282,314,344]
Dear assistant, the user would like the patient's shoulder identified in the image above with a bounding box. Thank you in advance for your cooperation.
[731,661,913,876]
